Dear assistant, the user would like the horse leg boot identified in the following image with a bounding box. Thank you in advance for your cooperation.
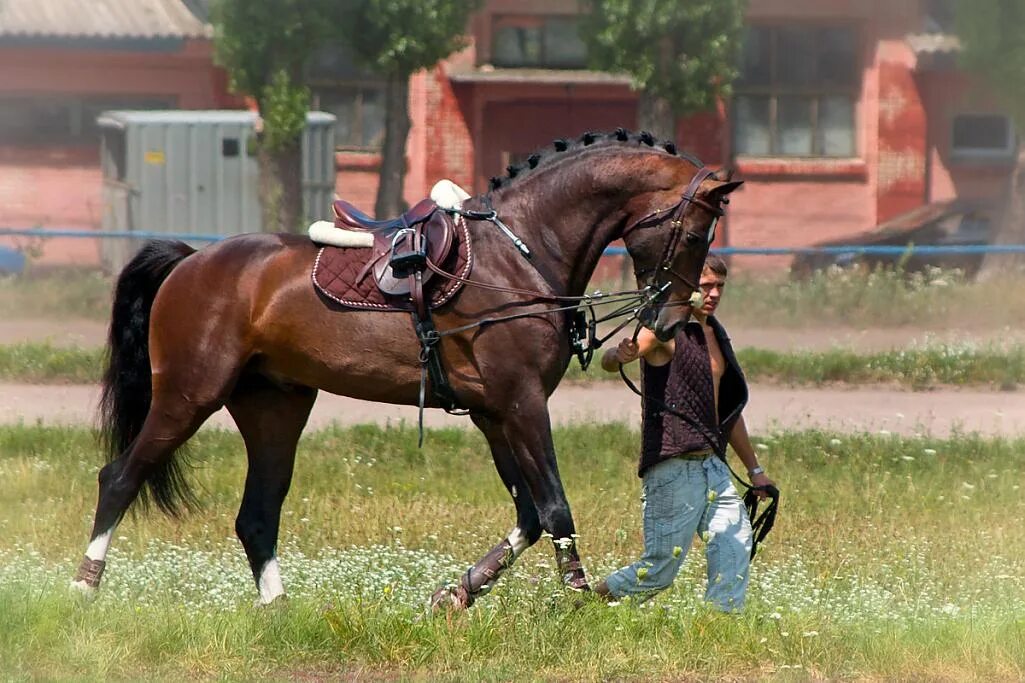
[431,413,542,610]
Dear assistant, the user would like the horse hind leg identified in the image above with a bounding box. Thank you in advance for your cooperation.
[225,376,317,605]
[431,413,544,610]
[72,385,223,594]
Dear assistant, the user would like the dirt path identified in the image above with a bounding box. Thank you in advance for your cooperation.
[1,382,1020,437]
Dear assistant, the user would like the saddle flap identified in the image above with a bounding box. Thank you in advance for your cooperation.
[372,211,455,296]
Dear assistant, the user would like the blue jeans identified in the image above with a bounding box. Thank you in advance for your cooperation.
[604,456,753,611]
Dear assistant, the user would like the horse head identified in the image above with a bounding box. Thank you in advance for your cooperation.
[622,168,743,341]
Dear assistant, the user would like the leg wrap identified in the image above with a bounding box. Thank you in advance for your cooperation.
[554,541,590,591]
[430,539,514,610]
[73,555,106,588]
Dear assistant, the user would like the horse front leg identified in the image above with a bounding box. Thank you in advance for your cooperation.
[492,398,589,593]
[431,413,543,609]
[436,399,590,607]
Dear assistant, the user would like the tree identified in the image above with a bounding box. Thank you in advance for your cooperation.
[211,0,334,233]
[338,0,480,218]
[580,0,747,140]
[955,0,1025,273]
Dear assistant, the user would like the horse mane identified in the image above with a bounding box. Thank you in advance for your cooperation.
[487,128,704,193]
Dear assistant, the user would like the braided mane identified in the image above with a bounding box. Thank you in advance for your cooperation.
[488,128,703,192]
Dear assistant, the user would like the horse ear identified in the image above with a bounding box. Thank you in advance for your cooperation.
[708,180,744,198]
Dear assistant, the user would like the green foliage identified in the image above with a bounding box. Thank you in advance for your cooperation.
[339,0,480,77]
[954,0,1025,129]
[211,0,333,152]
[580,0,747,116]
[260,69,309,151]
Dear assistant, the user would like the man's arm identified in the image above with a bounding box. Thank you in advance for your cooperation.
[600,327,673,372]
[727,415,776,497]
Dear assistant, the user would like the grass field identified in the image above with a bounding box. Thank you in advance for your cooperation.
[5,340,1024,390]
[2,423,1024,680]
[4,264,1025,330]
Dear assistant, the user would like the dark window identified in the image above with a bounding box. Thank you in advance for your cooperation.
[311,86,385,150]
[951,114,1014,158]
[733,24,859,158]
[309,47,387,150]
[0,96,173,145]
[491,15,588,69]
[221,138,240,157]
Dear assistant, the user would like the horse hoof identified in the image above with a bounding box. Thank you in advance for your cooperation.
[68,579,98,601]
[254,593,289,608]
[429,585,471,612]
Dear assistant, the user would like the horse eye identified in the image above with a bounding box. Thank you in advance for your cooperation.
[685,232,702,245]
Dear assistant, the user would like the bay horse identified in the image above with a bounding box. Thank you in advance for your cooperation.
[72,130,742,608]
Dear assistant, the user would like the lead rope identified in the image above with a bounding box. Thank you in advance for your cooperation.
[618,322,779,559]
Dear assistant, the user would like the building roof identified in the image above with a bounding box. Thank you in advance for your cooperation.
[0,0,212,40]
[97,110,335,129]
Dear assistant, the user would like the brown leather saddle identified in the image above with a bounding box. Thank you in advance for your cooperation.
[332,198,455,298]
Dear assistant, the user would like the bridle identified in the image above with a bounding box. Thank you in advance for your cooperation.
[620,166,725,318]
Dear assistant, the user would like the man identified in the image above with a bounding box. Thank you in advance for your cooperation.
[594,254,775,611]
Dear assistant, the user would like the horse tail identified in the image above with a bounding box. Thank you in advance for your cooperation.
[98,240,196,515]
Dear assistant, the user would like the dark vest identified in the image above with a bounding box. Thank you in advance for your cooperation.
[638,317,748,476]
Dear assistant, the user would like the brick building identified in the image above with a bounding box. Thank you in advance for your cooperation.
[0,0,1015,268]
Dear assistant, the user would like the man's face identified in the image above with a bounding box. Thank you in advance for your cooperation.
[698,268,726,316]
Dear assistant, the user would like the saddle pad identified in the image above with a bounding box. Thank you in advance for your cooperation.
[312,214,473,312]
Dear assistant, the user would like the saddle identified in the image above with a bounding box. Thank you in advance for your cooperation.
[312,201,472,313]
[331,198,455,298]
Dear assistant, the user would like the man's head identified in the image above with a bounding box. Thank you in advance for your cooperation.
[697,253,728,317]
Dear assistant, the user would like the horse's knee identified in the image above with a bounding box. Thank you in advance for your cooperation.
[536,499,573,535]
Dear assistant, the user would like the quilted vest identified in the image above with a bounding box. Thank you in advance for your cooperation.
[638,317,748,476]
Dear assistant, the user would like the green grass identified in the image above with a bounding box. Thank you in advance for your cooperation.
[568,342,1025,389]
[6,340,1025,389]
[0,343,104,383]
[3,265,1025,330]
[2,423,1024,680]
[0,270,112,321]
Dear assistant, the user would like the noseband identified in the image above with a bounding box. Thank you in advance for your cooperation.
[621,166,724,294]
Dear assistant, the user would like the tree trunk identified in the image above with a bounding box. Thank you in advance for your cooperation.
[375,72,411,219]
[978,142,1025,278]
[257,138,304,233]
[637,91,676,142]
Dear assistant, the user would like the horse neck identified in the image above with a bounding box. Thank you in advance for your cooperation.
[494,151,679,296]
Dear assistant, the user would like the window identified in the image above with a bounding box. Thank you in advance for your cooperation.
[951,114,1014,159]
[491,15,588,69]
[311,86,385,150]
[0,96,174,145]
[309,47,386,150]
[733,25,859,158]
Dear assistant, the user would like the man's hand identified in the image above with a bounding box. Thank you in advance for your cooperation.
[750,471,776,499]
[615,339,641,364]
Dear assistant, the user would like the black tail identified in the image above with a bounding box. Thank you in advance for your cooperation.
[98,240,196,515]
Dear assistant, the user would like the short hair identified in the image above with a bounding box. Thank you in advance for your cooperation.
[704,253,728,278]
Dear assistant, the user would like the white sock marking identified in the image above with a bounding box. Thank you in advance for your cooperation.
[85,528,115,562]
[507,527,530,558]
[257,557,285,604]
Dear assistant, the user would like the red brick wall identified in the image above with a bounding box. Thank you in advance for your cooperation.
[0,41,234,266]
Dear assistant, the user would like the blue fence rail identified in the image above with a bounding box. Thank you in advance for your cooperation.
[3,227,1025,274]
